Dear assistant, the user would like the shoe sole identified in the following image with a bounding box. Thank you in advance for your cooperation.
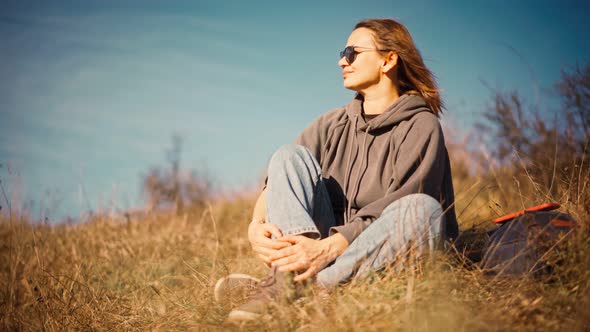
[214,273,260,303]
[225,309,261,324]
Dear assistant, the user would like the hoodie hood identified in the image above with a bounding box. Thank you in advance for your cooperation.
[345,93,434,132]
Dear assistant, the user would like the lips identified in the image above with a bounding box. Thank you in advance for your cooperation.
[343,71,353,78]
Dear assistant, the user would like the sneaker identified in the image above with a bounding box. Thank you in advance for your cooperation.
[225,267,299,323]
[214,273,261,304]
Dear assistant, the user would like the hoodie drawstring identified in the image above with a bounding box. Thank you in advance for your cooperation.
[346,123,372,224]
[343,114,374,225]
[342,115,358,224]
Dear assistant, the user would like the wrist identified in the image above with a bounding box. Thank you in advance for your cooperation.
[324,233,349,259]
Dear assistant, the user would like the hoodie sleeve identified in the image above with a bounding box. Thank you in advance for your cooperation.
[329,113,448,244]
[293,112,334,164]
[295,108,345,165]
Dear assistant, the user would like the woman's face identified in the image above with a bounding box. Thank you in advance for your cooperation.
[339,28,385,92]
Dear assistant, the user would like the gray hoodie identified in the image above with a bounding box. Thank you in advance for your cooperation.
[268,93,458,244]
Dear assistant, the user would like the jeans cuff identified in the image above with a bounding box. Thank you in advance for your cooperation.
[282,226,321,239]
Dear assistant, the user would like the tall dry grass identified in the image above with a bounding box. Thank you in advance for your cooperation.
[1,157,589,331]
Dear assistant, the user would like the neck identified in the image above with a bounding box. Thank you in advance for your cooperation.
[358,75,400,114]
[360,88,400,115]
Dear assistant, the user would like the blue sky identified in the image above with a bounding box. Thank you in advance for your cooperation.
[1,0,589,221]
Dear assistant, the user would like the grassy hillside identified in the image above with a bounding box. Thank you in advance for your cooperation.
[1,167,589,331]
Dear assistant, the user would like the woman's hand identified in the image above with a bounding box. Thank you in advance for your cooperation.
[271,233,349,282]
[248,220,291,265]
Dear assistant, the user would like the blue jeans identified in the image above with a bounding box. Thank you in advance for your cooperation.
[265,144,444,289]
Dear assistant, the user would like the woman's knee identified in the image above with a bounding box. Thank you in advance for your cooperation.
[373,194,444,250]
[268,144,316,172]
[381,193,443,226]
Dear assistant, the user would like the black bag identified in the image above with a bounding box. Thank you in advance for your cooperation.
[480,211,577,276]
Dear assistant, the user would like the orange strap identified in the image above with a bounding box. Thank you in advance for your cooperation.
[493,202,561,224]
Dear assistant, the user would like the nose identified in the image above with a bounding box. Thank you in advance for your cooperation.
[338,56,349,68]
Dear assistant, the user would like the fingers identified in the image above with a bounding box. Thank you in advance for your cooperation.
[271,245,298,260]
[252,245,279,258]
[277,235,304,245]
[255,236,291,250]
[257,253,271,265]
[249,221,282,239]
[271,254,299,268]
[250,223,289,250]
[277,258,308,273]
[293,267,316,282]
[263,223,283,239]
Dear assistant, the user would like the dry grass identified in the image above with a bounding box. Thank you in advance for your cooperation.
[1,173,589,331]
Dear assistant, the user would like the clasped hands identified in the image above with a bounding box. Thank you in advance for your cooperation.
[248,220,348,282]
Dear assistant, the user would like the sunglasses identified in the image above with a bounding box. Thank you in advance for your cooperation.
[339,46,391,64]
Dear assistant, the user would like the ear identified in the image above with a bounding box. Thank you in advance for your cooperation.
[382,52,398,73]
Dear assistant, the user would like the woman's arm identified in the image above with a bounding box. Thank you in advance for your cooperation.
[251,187,267,223]
[248,188,290,265]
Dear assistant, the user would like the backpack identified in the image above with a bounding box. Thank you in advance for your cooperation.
[480,206,577,276]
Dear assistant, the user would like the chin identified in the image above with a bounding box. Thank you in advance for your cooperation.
[343,80,360,91]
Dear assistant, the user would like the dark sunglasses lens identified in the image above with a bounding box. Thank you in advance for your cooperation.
[340,46,356,64]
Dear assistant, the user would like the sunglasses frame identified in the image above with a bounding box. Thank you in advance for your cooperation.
[339,46,392,64]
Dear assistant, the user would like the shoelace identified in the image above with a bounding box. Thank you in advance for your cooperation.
[258,272,276,288]
[244,269,278,300]
[248,267,278,293]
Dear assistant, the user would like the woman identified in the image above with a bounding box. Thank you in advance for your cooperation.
[224,18,458,322]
